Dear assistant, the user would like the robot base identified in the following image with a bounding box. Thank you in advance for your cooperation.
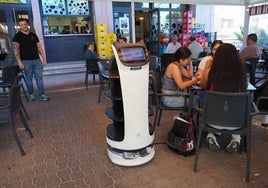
[107,144,155,166]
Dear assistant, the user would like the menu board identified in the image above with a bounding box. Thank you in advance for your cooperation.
[42,0,67,15]
[42,0,89,16]
[0,0,26,3]
[67,0,89,15]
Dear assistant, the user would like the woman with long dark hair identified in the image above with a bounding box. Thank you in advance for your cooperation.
[206,43,247,91]
[203,43,247,153]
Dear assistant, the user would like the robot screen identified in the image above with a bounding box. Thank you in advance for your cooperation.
[120,47,146,62]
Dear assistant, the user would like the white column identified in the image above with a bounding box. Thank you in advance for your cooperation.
[131,1,136,43]
[242,0,250,48]
[93,0,114,33]
[31,0,45,51]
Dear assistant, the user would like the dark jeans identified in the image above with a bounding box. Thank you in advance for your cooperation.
[23,59,45,95]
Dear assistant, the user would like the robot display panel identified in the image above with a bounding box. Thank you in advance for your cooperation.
[120,47,146,62]
[118,46,148,66]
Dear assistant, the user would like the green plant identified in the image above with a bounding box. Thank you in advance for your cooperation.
[233,26,244,42]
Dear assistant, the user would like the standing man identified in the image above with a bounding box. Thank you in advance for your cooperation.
[188,35,203,60]
[13,18,49,101]
[165,34,181,54]
[239,33,260,64]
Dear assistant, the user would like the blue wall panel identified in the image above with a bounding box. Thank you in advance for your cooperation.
[44,35,94,63]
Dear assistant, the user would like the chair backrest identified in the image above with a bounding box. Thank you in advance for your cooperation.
[256,97,268,113]
[198,52,208,58]
[2,65,20,84]
[97,60,109,72]
[245,57,259,84]
[203,91,251,129]
[9,84,21,116]
[151,71,162,94]
[86,59,99,72]
[160,53,174,75]
[254,78,268,101]
[246,57,259,67]
[14,74,24,86]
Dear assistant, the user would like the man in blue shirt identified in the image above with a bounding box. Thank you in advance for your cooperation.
[84,42,98,59]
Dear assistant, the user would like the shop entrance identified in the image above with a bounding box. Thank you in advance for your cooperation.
[135,9,160,56]
[0,5,32,61]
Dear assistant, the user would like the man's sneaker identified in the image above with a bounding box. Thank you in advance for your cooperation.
[225,141,239,154]
[207,137,221,151]
[40,94,49,101]
[29,94,36,101]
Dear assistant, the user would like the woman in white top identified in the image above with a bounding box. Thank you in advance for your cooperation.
[194,40,223,109]
[197,40,223,78]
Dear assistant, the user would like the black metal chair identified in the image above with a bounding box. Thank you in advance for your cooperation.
[0,65,20,92]
[150,71,188,128]
[256,97,268,120]
[192,51,208,73]
[0,65,28,101]
[97,60,110,103]
[85,59,99,89]
[255,80,268,127]
[0,84,34,155]
[0,68,30,120]
[160,53,175,76]
[245,57,259,85]
[193,91,258,182]
[14,74,30,120]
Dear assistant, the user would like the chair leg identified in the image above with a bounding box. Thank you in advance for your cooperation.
[19,110,34,138]
[157,109,163,126]
[93,74,96,85]
[85,73,88,90]
[246,132,251,182]
[98,82,103,103]
[153,108,159,129]
[20,99,30,120]
[194,126,203,172]
[9,118,26,155]
[21,84,29,102]
[20,76,29,102]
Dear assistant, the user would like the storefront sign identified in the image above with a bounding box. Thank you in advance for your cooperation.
[0,0,26,3]
[41,0,89,16]
[249,4,268,15]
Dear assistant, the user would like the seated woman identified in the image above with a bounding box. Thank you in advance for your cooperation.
[197,40,223,79]
[194,40,223,108]
[84,42,98,59]
[161,47,201,107]
[200,43,247,153]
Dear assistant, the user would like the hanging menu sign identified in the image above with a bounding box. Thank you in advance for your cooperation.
[249,4,268,15]
[42,0,67,15]
[67,0,89,16]
[41,0,89,16]
[0,0,26,3]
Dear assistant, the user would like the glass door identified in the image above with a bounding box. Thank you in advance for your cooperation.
[149,8,160,56]
[13,9,32,33]
[0,5,32,61]
[0,9,12,60]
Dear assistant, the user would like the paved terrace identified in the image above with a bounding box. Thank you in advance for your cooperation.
[0,73,267,188]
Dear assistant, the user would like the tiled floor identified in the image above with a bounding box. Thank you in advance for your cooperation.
[0,73,267,188]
